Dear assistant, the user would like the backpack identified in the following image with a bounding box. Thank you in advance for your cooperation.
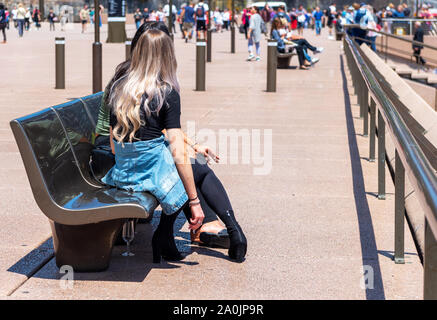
[196,5,205,18]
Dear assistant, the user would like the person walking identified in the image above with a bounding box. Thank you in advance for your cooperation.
[246,6,262,61]
[142,8,149,23]
[194,1,208,39]
[32,7,41,30]
[15,3,25,37]
[413,21,426,67]
[313,6,323,36]
[0,3,7,43]
[11,5,17,28]
[60,9,68,31]
[47,9,56,31]
[134,8,142,29]
[182,2,195,42]
[80,5,89,33]
[24,7,30,31]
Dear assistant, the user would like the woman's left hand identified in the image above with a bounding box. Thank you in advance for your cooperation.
[195,145,220,163]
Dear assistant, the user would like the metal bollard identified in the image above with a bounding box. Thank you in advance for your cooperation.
[207,29,212,62]
[92,42,102,93]
[196,39,206,91]
[266,40,277,92]
[55,37,65,89]
[377,110,386,200]
[394,150,405,264]
[231,25,235,53]
[125,38,132,60]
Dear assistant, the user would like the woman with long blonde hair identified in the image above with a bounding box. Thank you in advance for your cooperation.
[102,23,247,263]
[103,28,205,263]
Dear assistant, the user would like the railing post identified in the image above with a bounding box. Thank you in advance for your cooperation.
[362,84,369,136]
[369,98,376,162]
[55,37,65,89]
[378,110,386,199]
[266,40,277,92]
[196,39,206,91]
[424,217,437,300]
[394,150,405,264]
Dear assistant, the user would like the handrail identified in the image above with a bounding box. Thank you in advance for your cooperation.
[345,35,437,239]
[343,24,437,51]
[344,34,437,298]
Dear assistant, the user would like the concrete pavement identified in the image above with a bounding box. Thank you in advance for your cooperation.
[0,22,423,299]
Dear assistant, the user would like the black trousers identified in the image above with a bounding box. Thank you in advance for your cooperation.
[292,38,317,52]
[0,24,5,41]
[413,47,426,65]
[279,46,306,67]
[183,158,232,224]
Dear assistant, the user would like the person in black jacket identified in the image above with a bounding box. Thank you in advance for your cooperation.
[0,3,6,43]
[413,21,426,66]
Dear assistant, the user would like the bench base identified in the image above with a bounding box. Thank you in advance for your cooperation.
[50,219,124,272]
[277,53,295,69]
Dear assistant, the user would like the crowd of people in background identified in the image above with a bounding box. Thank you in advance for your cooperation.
[1,0,435,66]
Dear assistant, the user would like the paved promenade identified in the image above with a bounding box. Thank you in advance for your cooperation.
[0,23,423,299]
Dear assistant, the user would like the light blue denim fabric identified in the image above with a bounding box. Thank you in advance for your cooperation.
[101,135,188,215]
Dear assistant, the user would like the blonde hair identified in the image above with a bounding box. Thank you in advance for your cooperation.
[109,29,179,143]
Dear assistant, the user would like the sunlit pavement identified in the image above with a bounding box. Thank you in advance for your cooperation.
[0,22,422,299]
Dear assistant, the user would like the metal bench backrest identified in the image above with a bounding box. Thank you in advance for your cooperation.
[10,93,157,225]
[10,94,103,207]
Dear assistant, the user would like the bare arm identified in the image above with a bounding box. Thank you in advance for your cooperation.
[109,127,115,154]
[166,128,204,228]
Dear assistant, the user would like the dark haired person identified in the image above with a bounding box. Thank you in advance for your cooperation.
[47,9,56,31]
[271,18,310,70]
[413,21,426,67]
[0,3,6,43]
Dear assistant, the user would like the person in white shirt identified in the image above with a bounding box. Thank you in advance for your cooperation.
[214,8,223,32]
[194,1,208,38]
[163,3,177,33]
[11,6,17,28]
[222,8,230,30]
[156,7,165,22]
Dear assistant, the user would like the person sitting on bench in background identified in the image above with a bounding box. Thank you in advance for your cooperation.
[271,18,311,70]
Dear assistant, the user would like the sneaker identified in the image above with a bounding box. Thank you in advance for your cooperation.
[316,47,324,53]
[311,57,320,64]
[328,35,334,40]
[255,56,261,61]
[246,54,255,61]
[185,37,188,43]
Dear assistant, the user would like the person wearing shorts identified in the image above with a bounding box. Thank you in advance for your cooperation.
[194,1,208,39]
[182,2,195,41]
[79,5,89,33]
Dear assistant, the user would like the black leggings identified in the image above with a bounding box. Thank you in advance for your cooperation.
[183,159,233,223]
[292,39,317,52]
[0,24,5,41]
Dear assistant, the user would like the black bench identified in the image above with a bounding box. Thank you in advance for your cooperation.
[277,51,297,69]
[10,92,159,272]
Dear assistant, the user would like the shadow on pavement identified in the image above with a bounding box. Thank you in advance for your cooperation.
[6,210,230,283]
[340,54,386,300]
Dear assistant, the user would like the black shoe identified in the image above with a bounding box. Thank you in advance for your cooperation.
[199,229,230,249]
[151,212,183,263]
[217,210,247,262]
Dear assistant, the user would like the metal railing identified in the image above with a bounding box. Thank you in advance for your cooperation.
[381,18,437,36]
[343,23,437,68]
[343,34,437,300]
